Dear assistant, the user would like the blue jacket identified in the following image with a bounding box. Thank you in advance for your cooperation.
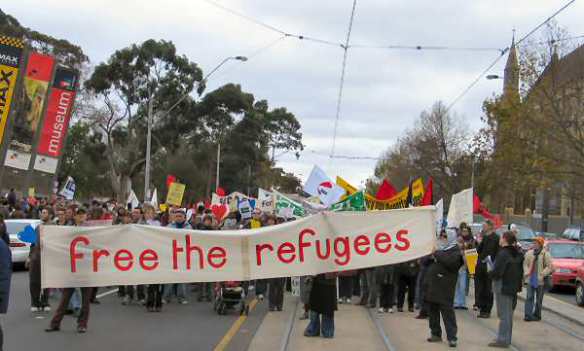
[0,239,12,314]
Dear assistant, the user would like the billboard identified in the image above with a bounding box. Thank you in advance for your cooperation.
[34,67,77,173]
[0,35,24,145]
[5,52,54,170]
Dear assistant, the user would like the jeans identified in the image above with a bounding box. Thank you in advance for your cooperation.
[51,288,93,329]
[255,280,267,297]
[198,283,213,301]
[524,285,544,320]
[453,269,468,308]
[495,291,516,346]
[428,302,458,342]
[304,310,335,338]
[147,285,163,309]
[69,288,81,310]
[163,284,187,301]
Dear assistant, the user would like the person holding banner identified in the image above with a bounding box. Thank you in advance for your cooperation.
[27,207,52,312]
[195,215,215,302]
[143,204,163,312]
[454,227,476,310]
[162,209,190,305]
[264,215,285,312]
[425,229,463,348]
[304,273,337,338]
[46,208,94,334]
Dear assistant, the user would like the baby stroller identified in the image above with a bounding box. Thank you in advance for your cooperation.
[214,281,249,315]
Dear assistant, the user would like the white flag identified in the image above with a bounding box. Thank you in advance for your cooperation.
[446,188,473,228]
[59,176,76,200]
[258,188,274,212]
[435,198,444,233]
[304,166,345,207]
[127,189,140,209]
[150,188,158,208]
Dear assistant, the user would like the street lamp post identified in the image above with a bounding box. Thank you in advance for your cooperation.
[143,55,247,202]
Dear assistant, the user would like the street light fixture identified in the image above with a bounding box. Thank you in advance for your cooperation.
[143,55,248,202]
[486,74,503,80]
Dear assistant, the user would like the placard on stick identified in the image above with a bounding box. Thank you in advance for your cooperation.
[166,182,186,206]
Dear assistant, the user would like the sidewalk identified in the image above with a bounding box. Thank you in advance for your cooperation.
[248,295,386,351]
[517,289,584,327]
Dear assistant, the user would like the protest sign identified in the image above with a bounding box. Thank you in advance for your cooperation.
[59,176,75,200]
[238,198,253,220]
[446,188,473,228]
[258,188,274,212]
[274,191,305,218]
[41,207,436,288]
[166,182,186,206]
[465,248,479,275]
[330,191,366,212]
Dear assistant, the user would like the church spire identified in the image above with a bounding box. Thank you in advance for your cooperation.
[503,31,519,101]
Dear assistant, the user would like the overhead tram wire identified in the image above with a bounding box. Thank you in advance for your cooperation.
[330,0,358,160]
[349,43,504,53]
[445,0,577,113]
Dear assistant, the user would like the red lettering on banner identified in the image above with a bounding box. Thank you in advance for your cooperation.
[185,235,205,269]
[139,249,159,271]
[315,239,331,259]
[277,242,296,263]
[255,243,274,266]
[114,249,134,271]
[172,239,184,270]
[354,235,371,255]
[70,236,89,273]
[208,247,227,269]
[92,249,110,272]
[298,228,314,262]
[374,232,392,253]
[395,230,411,251]
[333,237,351,266]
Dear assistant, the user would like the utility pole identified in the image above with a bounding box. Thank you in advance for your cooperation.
[144,94,153,202]
[215,141,221,192]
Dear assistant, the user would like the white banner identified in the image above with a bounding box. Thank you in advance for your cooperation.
[41,208,436,288]
[446,188,473,228]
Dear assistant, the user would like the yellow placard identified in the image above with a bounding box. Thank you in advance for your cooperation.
[166,182,186,206]
[465,249,479,275]
[366,178,425,210]
[0,65,19,143]
[159,204,168,213]
[28,187,35,198]
[251,218,261,229]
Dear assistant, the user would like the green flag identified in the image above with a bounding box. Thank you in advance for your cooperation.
[330,191,366,212]
[274,191,306,217]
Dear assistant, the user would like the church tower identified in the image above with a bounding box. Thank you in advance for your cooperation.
[503,33,520,102]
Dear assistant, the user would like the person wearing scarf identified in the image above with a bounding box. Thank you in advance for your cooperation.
[523,237,553,322]
[424,229,464,348]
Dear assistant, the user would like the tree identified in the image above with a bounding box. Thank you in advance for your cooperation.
[371,101,471,202]
[84,39,203,202]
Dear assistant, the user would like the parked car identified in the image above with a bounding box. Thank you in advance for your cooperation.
[537,231,560,240]
[561,225,584,242]
[546,240,584,288]
[575,262,584,306]
[497,224,537,252]
[6,219,40,267]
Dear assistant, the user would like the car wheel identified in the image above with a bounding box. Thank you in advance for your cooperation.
[576,282,584,307]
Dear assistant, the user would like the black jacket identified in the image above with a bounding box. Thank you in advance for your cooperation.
[424,245,463,306]
[489,246,524,296]
[477,232,499,273]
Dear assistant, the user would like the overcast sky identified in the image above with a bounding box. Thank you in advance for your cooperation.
[5,0,584,188]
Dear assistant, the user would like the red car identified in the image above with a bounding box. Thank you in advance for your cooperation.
[576,262,584,306]
[546,240,584,288]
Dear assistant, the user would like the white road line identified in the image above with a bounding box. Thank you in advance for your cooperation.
[96,288,119,299]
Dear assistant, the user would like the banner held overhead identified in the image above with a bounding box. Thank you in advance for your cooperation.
[0,35,24,146]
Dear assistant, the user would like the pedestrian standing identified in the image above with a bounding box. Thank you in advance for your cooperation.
[396,259,419,312]
[163,209,190,305]
[195,215,215,302]
[304,273,337,338]
[45,208,94,333]
[0,233,12,351]
[376,265,395,313]
[476,220,499,318]
[27,207,52,312]
[299,276,312,320]
[263,215,285,311]
[356,269,370,306]
[488,231,524,348]
[425,229,464,348]
[523,237,553,322]
[454,227,476,309]
[415,255,433,319]
[338,271,354,304]
[143,204,163,312]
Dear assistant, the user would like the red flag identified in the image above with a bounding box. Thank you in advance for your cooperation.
[166,175,177,188]
[376,179,398,200]
[420,178,433,206]
[473,193,481,214]
[216,187,226,197]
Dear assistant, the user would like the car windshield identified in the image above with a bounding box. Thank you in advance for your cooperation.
[5,222,36,235]
[548,243,584,259]
[516,226,536,241]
